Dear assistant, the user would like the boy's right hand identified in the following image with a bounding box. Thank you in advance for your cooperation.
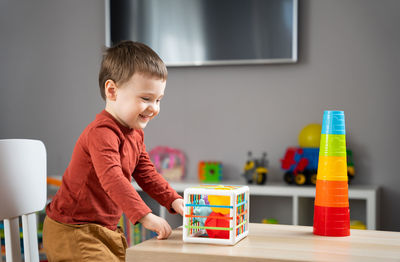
[138,213,172,240]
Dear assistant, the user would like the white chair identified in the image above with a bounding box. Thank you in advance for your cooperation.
[0,139,47,262]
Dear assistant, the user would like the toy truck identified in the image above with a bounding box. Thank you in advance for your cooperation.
[281,147,355,185]
[242,152,268,185]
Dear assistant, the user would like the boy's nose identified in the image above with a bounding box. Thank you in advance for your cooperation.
[148,102,159,113]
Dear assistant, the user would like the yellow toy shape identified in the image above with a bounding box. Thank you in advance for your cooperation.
[207,186,231,215]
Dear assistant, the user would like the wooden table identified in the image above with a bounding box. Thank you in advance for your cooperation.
[126,223,400,262]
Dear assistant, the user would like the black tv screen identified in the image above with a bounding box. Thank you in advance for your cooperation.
[109,0,298,66]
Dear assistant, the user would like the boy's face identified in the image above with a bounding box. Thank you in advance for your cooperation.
[106,73,166,129]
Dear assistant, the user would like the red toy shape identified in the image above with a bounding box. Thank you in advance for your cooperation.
[204,211,230,239]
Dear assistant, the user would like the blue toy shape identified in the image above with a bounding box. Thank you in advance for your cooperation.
[192,199,212,226]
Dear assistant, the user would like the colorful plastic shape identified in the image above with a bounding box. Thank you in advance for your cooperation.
[204,211,230,239]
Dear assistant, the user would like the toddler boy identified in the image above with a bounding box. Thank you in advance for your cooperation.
[43,41,183,261]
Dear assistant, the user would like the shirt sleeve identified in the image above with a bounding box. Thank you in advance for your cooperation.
[133,144,182,214]
[87,126,152,224]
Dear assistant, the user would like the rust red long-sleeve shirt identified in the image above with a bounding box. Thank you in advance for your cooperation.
[46,110,181,230]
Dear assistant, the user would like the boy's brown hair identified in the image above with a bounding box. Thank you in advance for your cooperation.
[98,41,168,100]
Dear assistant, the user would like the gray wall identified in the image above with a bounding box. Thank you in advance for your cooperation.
[1,0,399,231]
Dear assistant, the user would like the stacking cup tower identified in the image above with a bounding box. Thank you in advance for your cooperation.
[313,110,350,236]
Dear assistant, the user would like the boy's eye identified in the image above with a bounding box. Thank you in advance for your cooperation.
[141,97,150,101]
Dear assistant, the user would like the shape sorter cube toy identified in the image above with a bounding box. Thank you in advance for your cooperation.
[183,185,249,245]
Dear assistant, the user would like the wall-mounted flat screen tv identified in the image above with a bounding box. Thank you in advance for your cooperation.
[108,0,298,66]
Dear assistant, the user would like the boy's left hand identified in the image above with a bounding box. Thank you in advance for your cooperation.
[171,198,184,216]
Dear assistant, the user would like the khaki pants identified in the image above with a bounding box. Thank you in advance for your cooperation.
[43,216,127,262]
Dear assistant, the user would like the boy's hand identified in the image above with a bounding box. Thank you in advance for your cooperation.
[171,198,184,216]
[138,213,172,240]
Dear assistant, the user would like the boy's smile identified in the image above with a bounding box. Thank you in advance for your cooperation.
[138,113,153,124]
[104,73,166,129]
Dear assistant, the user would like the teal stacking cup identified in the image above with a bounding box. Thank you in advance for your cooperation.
[321,110,345,135]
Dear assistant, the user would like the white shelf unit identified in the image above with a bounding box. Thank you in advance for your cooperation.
[133,181,380,230]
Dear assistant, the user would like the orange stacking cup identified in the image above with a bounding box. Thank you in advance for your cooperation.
[314,180,349,207]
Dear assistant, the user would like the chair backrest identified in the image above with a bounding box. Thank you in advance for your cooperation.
[0,139,47,262]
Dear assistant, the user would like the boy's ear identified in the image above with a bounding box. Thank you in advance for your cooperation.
[105,80,117,101]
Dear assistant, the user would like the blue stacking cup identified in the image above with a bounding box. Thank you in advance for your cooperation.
[321,110,346,135]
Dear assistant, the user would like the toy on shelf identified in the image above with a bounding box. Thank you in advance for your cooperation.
[281,147,319,185]
[313,110,350,237]
[242,151,268,185]
[281,123,355,186]
[183,185,249,245]
[149,146,186,181]
[350,220,366,230]
[347,150,355,179]
[261,218,278,224]
[198,161,222,183]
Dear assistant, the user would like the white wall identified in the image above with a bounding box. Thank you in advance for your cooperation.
[1,0,399,231]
